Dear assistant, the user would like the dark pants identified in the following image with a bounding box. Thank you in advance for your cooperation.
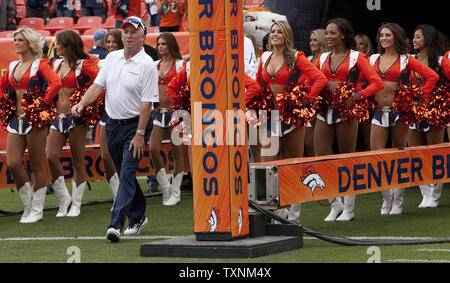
[106,118,152,230]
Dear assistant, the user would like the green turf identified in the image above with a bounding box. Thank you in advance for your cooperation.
[0,180,449,263]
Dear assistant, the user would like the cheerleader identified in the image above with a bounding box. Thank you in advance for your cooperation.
[0,27,62,223]
[355,34,374,152]
[408,24,445,208]
[443,51,450,141]
[255,21,327,223]
[355,34,374,57]
[256,21,327,160]
[315,18,384,222]
[303,29,330,158]
[97,29,124,209]
[369,23,438,214]
[149,32,187,206]
[46,30,100,217]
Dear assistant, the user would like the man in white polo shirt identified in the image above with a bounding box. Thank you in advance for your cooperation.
[71,16,159,243]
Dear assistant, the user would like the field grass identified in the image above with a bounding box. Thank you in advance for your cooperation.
[1,179,449,263]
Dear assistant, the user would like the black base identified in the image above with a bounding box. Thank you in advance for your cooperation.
[140,212,303,258]
[140,235,302,258]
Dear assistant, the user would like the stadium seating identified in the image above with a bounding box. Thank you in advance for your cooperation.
[83,28,99,36]
[102,16,116,30]
[18,17,45,30]
[0,30,15,38]
[147,26,160,33]
[34,30,51,37]
[73,16,103,33]
[44,17,74,34]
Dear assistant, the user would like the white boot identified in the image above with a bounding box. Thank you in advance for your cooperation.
[52,176,72,217]
[288,203,301,223]
[21,187,46,223]
[18,182,33,223]
[390,188,405,215]
[426,183,443,208]
[156,168,172,205]
[324,198,343,222]
[66,181,86,217]
[418,184,432,208]
[165,172,183,206]
[380,190,393,214]
[108,173,119,211]
[336,195,355,221]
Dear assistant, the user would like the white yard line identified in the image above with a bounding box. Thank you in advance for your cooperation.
[303,236,442,241]
[386,259,450,263]
[417,248,450,253]
[0,235,446,241]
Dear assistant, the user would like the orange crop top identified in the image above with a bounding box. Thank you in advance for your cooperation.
[440,51,450,80]
[166,62,190,106]
[53,59,99,89]
[4,59,62,105]
[257,51,327,99]
[157,59,186,86]
[370,54,439,97]
[317,50,384,98]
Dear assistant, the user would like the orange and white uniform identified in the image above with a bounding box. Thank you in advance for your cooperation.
[316,50,384,124]
[2,59,61,135]
[368,53,438,128]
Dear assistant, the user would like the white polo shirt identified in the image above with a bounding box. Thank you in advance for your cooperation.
[94,48,159,120]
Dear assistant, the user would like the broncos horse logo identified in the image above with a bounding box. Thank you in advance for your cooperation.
[207,207,221,232]
[301,166,325,195]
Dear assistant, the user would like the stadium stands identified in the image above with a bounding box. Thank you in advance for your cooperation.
[0,30,15,38]
[83,28,99,36]
[18,17,45,30]
[44,17,74,34]
[73,16,103,34]
[101,16,116,30]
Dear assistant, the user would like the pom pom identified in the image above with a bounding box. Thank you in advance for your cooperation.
[329,82,373,122]
[418,80,450,127]
[170,82,191,112]
[314,88,332,116]
[393,84,423,124]
[21,86,55,128]
[245,85,275,126]
[0,93,16,129]
[275,84,317,127]
[69,86,103,126]
[169,82,191,134]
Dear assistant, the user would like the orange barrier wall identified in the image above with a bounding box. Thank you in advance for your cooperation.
[253,143,450,206]
[0,142,189,189]
[0,32,190,76]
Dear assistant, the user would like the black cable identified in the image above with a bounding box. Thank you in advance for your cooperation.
[249,199,450,246]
